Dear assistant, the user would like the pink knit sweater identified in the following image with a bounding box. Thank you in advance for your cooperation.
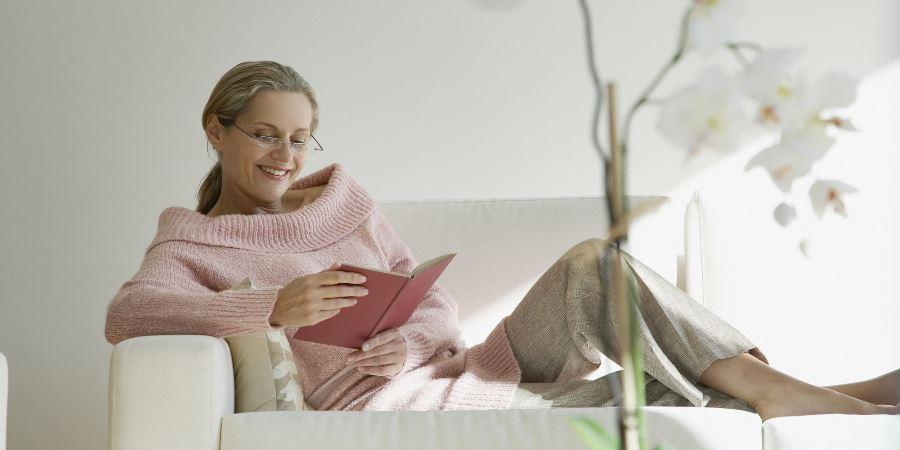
[105,162,522,411]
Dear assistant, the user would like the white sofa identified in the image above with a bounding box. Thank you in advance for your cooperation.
[106,196,899,449]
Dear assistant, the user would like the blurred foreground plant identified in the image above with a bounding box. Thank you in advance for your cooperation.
[569,0,860,449]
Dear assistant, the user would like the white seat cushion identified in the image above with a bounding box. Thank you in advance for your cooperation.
[221,406,762,450]
[763,414,900,449]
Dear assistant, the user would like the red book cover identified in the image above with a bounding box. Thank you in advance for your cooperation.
[292,253,456,349]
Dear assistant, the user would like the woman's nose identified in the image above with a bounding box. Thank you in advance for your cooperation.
[271,142,293,160]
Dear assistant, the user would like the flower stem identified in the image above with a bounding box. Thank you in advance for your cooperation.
[608,81,641,450]
[727,41,764,53]
[620,6,695,161]
[577,0,620,239]
[576,0,610,166]
[725,42,762,68]
[727,46,752,67]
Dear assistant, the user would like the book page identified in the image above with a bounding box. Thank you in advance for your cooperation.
[411,253,457,276]
[347,266,408,277]
[339,252,456,278]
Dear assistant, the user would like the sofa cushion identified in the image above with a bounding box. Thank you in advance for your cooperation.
[225,330,310,412]
[224,277,310,412]
[763,413,900,450]
[220,406,762,450]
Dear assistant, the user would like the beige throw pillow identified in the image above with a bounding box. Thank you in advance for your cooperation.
[224,277,312,412]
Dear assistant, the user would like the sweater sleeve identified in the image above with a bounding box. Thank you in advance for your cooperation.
[371,208,464,378]
[104,243,285,346]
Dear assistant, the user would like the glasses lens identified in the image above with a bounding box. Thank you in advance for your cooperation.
[295,140,309,152]
[258,136,280,149]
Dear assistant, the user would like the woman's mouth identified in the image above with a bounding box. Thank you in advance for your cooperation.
[257,165,290,181]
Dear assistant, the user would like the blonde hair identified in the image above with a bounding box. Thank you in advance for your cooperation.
[197,61,320,214]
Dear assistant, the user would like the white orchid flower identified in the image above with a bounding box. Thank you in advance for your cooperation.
[802,71,857,113]
[824,116,858,132]
[657,66,759,155]
[740,47,808,131]
[773,202,796,226]
[797,71,859,132]
[809,179,859,218]
[799,239,814,260]
[687,0,745,55]
[745,121,835,192]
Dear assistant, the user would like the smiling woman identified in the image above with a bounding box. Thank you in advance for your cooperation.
[197,61,323,218]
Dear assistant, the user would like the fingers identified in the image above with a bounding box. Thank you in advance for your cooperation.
[314,285,369,300]
[361,328,400,351]
[315,297,358,311]
[347,339,401,364]
[317,262,367,286]
[322,271,367,286]
[345,329,406,377]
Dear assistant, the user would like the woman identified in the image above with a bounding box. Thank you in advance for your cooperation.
[104,60,899,420]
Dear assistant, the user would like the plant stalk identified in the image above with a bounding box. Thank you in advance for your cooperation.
[608,82,643,450]
[620,6,694,168]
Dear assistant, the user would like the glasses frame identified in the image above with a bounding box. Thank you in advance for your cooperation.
[217,115,325,153]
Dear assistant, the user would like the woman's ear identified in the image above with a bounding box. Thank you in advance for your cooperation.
[205,115,225,149]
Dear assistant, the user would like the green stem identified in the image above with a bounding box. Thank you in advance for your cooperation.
[727,41,764,53]
[626,265,647,449]
[612,7,696,450]
[576,0,619,254]
[725,41,764,68]
[576,0,610,166]
[727,46,751,67]
[614,241,642,450]
[620,5,695,167]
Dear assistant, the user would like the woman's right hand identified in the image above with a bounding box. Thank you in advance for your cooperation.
[269,262,368,328]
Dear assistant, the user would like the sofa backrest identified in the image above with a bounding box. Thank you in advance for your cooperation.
[377,196,679,346]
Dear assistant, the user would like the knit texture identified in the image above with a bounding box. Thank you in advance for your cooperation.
[105,162,522,411]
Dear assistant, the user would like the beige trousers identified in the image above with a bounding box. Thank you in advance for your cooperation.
[504,238,768,412]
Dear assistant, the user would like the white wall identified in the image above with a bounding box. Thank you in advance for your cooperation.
[0,1,897,448]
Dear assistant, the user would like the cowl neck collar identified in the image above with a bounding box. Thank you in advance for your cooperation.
[147,162,376,254]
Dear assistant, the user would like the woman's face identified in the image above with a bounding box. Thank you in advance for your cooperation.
[206,90,314,203]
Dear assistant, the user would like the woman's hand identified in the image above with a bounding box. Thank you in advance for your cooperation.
[269,262,368,328]
[345,328,408,377]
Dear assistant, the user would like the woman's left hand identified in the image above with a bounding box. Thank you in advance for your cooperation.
[346,328,408,377]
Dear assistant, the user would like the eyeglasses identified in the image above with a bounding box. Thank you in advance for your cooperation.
[217,115,324,154]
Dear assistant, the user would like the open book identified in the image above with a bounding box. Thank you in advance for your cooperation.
[292,253,457,349]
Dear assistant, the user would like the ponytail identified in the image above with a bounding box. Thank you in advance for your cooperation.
[196,160,223,214]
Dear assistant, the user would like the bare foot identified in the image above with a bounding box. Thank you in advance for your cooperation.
[825,368,900,406]
[754,380,900,422]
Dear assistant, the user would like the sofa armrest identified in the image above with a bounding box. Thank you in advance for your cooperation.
[108,335,234,450]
